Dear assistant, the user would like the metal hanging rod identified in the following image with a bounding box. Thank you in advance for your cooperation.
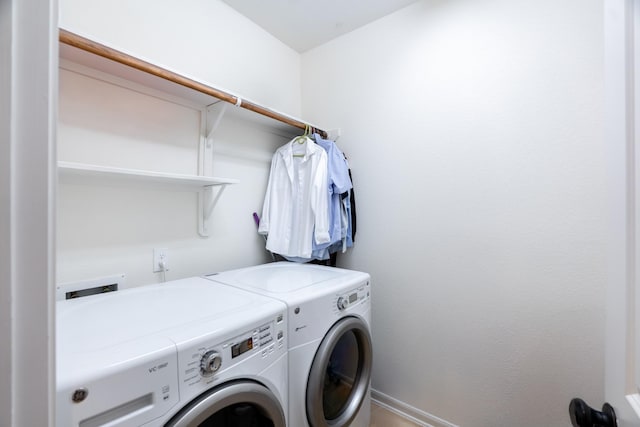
[59,29,327,138]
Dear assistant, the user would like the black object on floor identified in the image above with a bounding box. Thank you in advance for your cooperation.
[569,398,617,427]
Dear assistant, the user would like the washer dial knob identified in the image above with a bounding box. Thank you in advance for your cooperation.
[200,351,222,377]
[337,297,348,311]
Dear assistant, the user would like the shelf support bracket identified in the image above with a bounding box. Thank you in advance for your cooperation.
[200,101,228,177]
[198,184,228,237]
[198,101,230,237]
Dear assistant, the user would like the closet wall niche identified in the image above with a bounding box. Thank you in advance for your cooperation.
[57,30,325,287]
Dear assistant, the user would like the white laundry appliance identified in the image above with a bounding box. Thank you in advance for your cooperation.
[56,276,288,427]
[206,262,372,427]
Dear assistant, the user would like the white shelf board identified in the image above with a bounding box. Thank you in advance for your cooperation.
[58,161,238,190]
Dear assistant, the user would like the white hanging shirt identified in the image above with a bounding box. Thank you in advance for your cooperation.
[259,136,330,258]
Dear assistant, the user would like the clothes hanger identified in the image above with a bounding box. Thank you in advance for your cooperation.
[294,124,310,143]
[292,125,311,157]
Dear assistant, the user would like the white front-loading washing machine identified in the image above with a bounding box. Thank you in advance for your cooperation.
[56,276,288,427]
[206,262,372,427]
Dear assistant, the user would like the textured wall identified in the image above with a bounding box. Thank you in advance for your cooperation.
[301,0,605,425]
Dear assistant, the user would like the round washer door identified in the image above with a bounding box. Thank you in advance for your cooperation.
[306,316,372,427]
[165,380,286,427]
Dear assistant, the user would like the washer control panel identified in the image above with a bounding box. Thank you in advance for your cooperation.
[178,311,286,396]
[335,281,370,312]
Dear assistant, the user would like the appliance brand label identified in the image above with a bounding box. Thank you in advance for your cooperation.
[148,361,169,373]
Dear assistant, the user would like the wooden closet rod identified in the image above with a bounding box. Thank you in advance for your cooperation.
[59,29,327,138]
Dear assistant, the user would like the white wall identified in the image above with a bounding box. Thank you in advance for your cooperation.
[57,0,301,286]
[59,0,301,115]
[302,0,605,426]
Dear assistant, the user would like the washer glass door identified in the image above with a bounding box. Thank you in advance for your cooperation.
[306,316,372,427]
[165,381,285,427]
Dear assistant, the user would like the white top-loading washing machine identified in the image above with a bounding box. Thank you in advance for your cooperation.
[56,276,288,427]
[206,262,372,427]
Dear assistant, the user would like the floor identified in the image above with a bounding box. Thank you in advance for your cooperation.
[370,402,421,427]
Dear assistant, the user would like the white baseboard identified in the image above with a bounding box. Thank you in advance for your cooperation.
[371,389,459,427]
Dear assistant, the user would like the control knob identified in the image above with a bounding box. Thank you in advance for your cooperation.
[337,297,349,311]
[200,351,222,377]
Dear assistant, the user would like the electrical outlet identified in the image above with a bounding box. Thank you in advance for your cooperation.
[153,248,169,273]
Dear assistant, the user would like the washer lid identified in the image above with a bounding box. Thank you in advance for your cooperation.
[57,277,286,392]
[207,262,366,294]
[57,277,282,364]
